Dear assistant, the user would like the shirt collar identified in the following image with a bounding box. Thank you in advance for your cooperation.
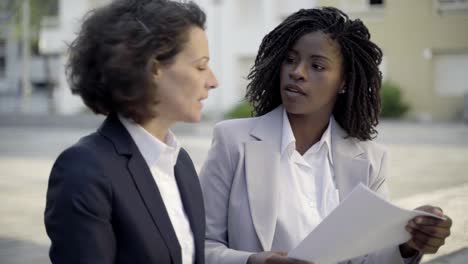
[320,118,333,165]
[281,109,334,164]
[118,115,180,168]
[281,109,296,157]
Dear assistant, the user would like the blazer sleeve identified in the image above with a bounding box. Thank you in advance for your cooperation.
[345,150,422,264]
[199,125,253,264]
[44,145,116,264]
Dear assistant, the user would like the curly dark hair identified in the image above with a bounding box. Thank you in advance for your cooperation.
[246,7,383,140]
[67,0,206,124]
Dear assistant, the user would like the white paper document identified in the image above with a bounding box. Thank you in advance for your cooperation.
[288,183,443,264]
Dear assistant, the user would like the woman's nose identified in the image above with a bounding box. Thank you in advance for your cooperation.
[207,69,219,89]
[289,63,306,81]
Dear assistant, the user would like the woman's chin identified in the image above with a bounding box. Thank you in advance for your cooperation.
[283,103,304,115]
[183,113,202,123]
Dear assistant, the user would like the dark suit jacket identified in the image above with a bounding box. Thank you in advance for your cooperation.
[44,114,205,264]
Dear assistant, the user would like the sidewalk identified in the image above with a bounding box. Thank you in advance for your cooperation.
[0,114,467,263]
[425,247,468,264]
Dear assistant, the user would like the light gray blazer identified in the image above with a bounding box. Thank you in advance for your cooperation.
[199,106,420,264]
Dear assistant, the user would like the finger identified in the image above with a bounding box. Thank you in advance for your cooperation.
[266,255,292,264]
[287,257,314,264]
[407,226,446,248]
[415,205,443,215]
[413,216,452,227]
[406,240,423,252]
[406,236,439,254]
[408,221,451,239]
[430,206,444,217]
[268,255,313,264]
[442,215,453,228]
[292,257,314,264]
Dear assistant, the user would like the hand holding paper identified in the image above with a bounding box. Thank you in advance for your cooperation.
[402,204,452,256]
[288,183,444,264]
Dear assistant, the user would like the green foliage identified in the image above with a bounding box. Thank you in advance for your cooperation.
[224,81,410,119]
[380,81,410,118]
[224,101,253,119]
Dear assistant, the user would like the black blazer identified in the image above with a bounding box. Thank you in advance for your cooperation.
[44,115,205,264]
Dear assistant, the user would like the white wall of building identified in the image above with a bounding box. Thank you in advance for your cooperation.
[40,0,317,115]
[195,0,317,118]
[39,0,105,114]
[52,0,90,114]
[0,24,20,93]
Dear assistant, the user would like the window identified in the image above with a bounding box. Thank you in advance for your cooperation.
[370,0,384,6]
[39,0,60,28]
[434,52,468,97]
[340,0,385,14]
[45,0,59,17]
[0,40,5,78]
[434,0,468,13]
[0,57,6,78]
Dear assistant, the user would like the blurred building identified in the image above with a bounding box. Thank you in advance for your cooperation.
[0,3,20,95]
[198,0,468,121]
[192,0,318,118]
[38,0,108,114]
[317,0,468,121]
[37,0,319,116]
[0,0,73,113]
[37,0,468,121]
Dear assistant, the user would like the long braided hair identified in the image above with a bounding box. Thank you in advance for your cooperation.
[246,7,383,140]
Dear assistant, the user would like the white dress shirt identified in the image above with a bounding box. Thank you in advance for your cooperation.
[271,111,417,263]
[119,116,195,264]
[271,110,340,252]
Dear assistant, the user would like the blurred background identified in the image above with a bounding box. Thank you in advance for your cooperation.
[0,0,467,263]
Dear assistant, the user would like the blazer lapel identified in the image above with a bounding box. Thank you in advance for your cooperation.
[244,108,371,249]
[174,150,204,264]
[331,119,370,201]
[99,115,182,264]
[245,106,283,251]
[127,153,182,264]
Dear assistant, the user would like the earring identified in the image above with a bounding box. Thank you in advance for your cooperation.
[339,88,346,94]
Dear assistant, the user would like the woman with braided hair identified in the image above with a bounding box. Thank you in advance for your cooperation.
[199,7,451,264]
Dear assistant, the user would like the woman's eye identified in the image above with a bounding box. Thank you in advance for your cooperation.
[312,64,325,71]
[284,56,295,64]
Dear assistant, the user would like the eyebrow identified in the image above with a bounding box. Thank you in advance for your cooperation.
[288,49,332,63]
[193,56,210,64]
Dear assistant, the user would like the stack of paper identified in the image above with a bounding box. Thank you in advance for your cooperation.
[288,183,443,263]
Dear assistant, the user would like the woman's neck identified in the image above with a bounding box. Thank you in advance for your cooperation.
[141,118,174,142]
[287,111,332,155]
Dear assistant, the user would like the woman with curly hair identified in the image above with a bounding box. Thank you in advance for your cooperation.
[200,7,451,264]
[44,0,217,263]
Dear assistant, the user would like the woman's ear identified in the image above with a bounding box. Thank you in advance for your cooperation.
[338,79,346,94]
[151,59,162,80]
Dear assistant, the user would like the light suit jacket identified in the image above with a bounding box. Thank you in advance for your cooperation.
[199,106,421,264]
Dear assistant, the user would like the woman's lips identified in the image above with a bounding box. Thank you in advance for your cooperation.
[284,84,306,97]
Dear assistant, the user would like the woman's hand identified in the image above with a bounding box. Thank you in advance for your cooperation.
[246,251,314,264]
[400,205,452,257]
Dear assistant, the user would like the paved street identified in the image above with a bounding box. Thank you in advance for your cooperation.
[0,117,467,263]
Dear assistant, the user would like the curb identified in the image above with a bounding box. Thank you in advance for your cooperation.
[424,247,468,264]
